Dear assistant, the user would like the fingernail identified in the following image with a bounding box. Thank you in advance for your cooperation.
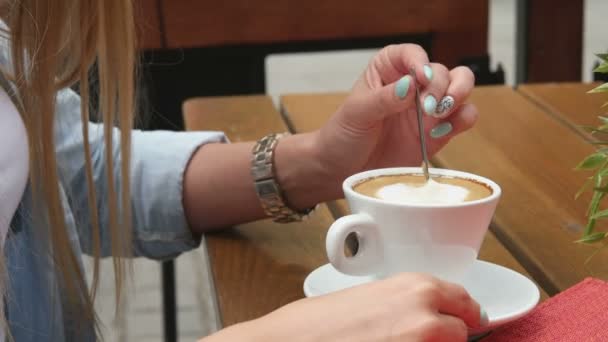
[435,96,455,116]
[479,307,489,326]
[395,76,410,99]
[423,64,433,81]
[423,95,437,114]
[430,122,453,138]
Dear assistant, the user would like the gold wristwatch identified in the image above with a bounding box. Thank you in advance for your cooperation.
[251,133,315,223]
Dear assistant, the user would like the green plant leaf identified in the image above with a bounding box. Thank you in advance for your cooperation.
[594,62,608,73]
[592,208,608,219]
[588,83,608,93]
[588,141,608,145]
[576,177,594,199]
[588,173,604,209]
[581,125,598,133]
[581,122,608,133]
[587,188,604,216]
[581,128,608,138]
[577,58,608,245]
[584,173,607,235]
[576,232,607,244]
[594,186,608,193]
[576,153,607,170]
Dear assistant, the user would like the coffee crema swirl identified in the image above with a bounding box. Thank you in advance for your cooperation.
[353,174,492,204]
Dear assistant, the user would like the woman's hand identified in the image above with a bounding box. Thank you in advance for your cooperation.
[202,273,486,342]
[183,44,478,230]
[313,44,478,187]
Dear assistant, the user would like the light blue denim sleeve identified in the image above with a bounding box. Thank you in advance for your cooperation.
[55,88,227,259]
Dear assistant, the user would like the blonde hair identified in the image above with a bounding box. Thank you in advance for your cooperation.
[3,0,136,338]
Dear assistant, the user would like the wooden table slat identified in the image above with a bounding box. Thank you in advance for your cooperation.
[518,82,604,140]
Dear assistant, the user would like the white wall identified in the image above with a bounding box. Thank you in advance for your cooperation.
[583,0,608,82]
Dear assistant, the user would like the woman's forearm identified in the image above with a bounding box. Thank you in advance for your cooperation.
[183,132,338,233]
[198,320,262,342]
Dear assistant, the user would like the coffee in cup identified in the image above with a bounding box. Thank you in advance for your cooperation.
[353,174,492,205]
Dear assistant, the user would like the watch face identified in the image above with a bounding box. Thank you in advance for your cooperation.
[256,179,280,197]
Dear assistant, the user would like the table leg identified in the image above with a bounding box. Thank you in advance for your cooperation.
[162,260,178,342]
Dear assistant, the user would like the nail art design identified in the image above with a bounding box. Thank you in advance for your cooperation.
[435,96,455,116]
[423,64,433,81]
[395,76,410,99]
[430,122,453,138]
[423,95,437,115]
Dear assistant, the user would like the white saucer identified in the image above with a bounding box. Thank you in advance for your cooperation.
[303,260,540,335]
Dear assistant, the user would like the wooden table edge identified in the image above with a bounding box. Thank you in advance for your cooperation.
[202,236,224,330]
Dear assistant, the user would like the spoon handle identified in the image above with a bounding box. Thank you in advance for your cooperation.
[409,67,431,181]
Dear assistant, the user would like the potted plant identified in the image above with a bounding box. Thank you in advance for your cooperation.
[575,53,608,245]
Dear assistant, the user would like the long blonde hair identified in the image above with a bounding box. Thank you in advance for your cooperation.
[3,0,136,338]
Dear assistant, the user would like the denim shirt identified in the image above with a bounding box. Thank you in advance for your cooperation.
[5,87,226,341]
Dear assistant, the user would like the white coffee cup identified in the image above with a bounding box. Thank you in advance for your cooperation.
[326,167,501,282]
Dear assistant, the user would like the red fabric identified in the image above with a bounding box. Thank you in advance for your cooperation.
[484,278,608,341]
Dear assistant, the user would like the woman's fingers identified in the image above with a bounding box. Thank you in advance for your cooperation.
[365,44,431,87]
[419,63,450,116]
[338,74,417,129]
[431,314,470,342]
[426,103,479,145]
[434,66,476,118]
[433,281,482,329]
[339,75,478,141]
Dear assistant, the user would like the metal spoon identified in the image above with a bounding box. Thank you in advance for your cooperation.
[409,67,431,181]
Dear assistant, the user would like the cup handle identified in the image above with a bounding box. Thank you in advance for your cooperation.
[326,213,382,276]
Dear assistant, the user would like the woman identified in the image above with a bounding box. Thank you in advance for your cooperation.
[0,0,483,341]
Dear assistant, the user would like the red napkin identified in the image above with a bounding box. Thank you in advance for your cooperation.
[483,278,608,341]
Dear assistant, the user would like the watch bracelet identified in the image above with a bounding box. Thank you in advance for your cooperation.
[251,133,315,223]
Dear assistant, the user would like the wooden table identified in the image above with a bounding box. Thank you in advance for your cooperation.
[182,82,606,328]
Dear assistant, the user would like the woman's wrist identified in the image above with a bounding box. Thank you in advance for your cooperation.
[183,131,341,232]
[274,131,342,211]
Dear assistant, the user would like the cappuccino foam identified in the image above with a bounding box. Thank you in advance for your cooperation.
[377,179,469,205]
[353,174,492,204]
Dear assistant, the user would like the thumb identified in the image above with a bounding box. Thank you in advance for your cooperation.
[341,75,416,128]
